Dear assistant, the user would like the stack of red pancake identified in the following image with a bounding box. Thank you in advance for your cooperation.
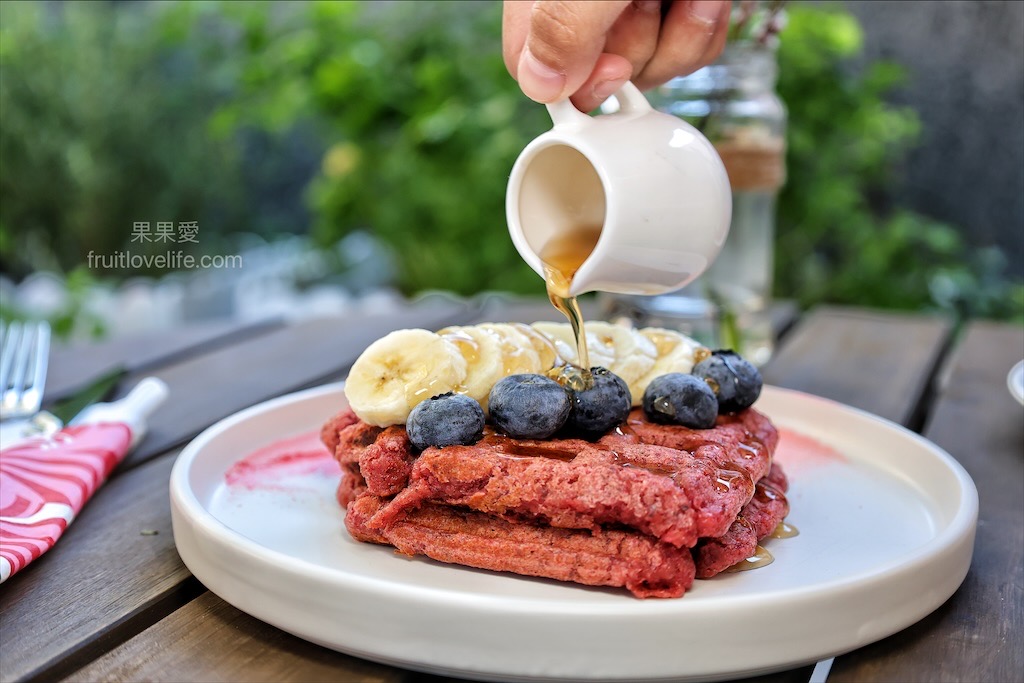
[321,406,788,598]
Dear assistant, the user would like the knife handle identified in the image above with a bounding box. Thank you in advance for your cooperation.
[72,377,169,447]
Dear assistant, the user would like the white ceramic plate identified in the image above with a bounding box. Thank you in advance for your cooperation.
[170,384,978,682]
[1008,360,1024,406]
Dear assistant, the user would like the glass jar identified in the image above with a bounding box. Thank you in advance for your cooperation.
[602,44,786,365]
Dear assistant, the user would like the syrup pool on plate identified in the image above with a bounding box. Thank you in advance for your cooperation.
[723,544,774,573]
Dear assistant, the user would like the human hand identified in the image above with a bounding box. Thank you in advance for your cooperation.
[503,1,731,112]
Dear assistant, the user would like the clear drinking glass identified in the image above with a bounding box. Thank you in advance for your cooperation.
[601,44,786,365]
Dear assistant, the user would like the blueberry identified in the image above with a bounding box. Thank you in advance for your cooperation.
[406,393,485,450]
[566,367,632,436]
[642,373,719,429]
[692,349,763,413]
[488,374,571,439]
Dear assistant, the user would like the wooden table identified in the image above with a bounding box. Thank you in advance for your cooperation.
[2,297,1021,683]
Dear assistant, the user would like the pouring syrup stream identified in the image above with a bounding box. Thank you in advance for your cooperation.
[539,224,602,390]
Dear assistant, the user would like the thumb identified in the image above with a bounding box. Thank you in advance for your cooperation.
[517,0,631,103]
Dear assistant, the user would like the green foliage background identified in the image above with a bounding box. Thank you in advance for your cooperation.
[0,1,249,274]
[0,1,1020,321]
[202,0,549,295]
[774,8,1022,319]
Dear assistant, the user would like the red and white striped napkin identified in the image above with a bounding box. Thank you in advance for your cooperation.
[0,378,168,582]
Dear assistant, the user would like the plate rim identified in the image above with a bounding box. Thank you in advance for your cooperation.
[1008,359,1024,406]
[169,383,979,680]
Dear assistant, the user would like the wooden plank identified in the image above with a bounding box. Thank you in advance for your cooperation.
[44,318,283,402]
[118,300,476,469]
[761,306,953,426]
[0,452,195,683]
[767,300,801,342]
[66,582,816,683]
[63,592,404,683]
[829,321,1024,683]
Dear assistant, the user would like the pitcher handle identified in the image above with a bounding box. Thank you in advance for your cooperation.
[546,81,651,127]
[546,98,591,128]
[613,81,653,114]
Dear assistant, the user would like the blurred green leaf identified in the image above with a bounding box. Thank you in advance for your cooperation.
[773,5,1021,321]
[49,365,125,424]
[0,0,252,279]
[207,0,549,296]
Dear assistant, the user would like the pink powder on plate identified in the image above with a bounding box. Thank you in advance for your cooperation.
[775,427,847,471]
[225,431,336,491]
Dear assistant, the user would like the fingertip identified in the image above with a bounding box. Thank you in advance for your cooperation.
[569,54,632,112]
[701,2,731,63]
[591,48,636,83]
[635,0,731,89]
[689,0,727,25]
[517,46,569,103]
[592,77,628,103]
[571,77,627,113]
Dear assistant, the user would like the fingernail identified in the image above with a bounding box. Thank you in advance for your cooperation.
[592,78,624,103]
[690,0,722,24]
[518,47,567,102]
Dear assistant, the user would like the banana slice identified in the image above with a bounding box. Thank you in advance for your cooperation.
[641,327,691,358]
[478,323,544,376]
[630,327,703,405]
[640,328,702,375]
[533,319,657,381]
[438,325,507,408]
[531,322,582,365]
[585,321,657,391]
[508,322,560,370]
[582,327,620,371]
[345,329,468,426]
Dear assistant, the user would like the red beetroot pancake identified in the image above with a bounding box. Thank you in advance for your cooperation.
[322,406,788,598]
[694,462,790,578]
[346,493,697,599]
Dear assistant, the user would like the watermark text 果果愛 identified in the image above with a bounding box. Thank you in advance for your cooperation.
[87,221,242,270]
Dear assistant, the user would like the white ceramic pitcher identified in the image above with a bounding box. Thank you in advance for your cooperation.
[506,82,732,297]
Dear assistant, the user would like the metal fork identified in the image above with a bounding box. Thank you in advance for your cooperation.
[0,320,51,421]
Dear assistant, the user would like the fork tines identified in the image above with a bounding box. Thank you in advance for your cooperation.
[0,320,51,420]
